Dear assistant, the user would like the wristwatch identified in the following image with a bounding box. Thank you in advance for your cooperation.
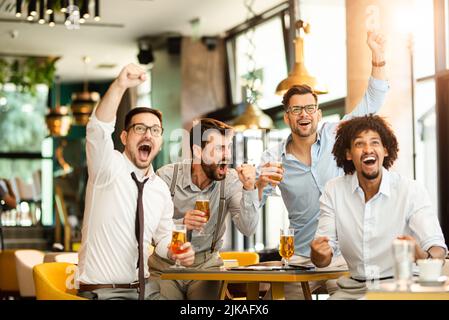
[372,60,386,67]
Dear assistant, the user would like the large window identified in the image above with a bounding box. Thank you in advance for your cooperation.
[413,0,439,213]
[227,15,288,110]
[299,0,347,103]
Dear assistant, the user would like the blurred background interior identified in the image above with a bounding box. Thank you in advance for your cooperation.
[0,0,448,266]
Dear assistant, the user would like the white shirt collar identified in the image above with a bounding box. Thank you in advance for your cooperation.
[350,167,391,198]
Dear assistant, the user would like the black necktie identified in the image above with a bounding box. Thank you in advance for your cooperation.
[131,172,149,300]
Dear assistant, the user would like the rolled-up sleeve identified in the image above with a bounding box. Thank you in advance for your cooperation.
[343,77,390,120]
[227,173,259,237]
[408,182,448,254]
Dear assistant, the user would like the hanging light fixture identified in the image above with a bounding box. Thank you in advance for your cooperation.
[70,56,100,126]
[275,20,327,96]
[29,0,37,16]
[94,0,100,21]
[81,0,90,19]
[60,0,68,13]
[15,0,22,17]
[49,12,55,27]
[46,0,53,14]
[15,0,101,28]
[232,0,273,131]
[38,0,45,24]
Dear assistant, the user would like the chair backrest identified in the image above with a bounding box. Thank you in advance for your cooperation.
[54,253,79,265]
[33,262,86,300]
[0,249,20,292]
[15,250,45,297]
[219,251,260,266]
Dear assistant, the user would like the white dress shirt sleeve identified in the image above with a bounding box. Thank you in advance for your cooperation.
[153,191,175,259]
[85,109,118,186]
[407,181,448,254]
[315,181,339,255]
[342,77,390,120]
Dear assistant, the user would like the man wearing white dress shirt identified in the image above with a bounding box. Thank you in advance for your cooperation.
[77,64,195,300]
[310,115,447,300]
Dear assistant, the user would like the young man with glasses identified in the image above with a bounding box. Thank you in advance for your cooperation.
[77,64,195,300]
[257,31,389,299]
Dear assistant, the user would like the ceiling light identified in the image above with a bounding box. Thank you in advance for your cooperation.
[38,0,45,24]
[15,0,22,17]
[29,0,37,16]
[49,13,55,27]
[275,21,327,95]
[94,0,100,21]
[61,0,68,13]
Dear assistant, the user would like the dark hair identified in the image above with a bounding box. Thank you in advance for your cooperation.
[332,115,399,175]
[282,84,318,111]
[124,107,163,130]
[189,118,233,155]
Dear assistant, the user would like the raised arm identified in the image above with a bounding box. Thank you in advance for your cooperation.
[342,32,389,121]
[95,64,147,122]
[368,31,387,81]
[86,64,147,182]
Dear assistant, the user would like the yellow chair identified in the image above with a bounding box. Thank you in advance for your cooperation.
[33,262,86,300]
[219,251,260,300]
[0,249,20,299]
[219,251,259,266]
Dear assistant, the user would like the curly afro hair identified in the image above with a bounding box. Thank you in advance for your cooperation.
[332,115,399,175]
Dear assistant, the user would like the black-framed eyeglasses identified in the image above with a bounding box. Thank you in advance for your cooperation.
[287,104,318,115]
[127,123,164,137]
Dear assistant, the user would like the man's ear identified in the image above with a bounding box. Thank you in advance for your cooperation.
[283,112,290,127]
[346,149,352,161]
[120,130,127,146]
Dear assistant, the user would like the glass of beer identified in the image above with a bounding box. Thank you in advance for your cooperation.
[194,199,210,235]
[170,224,187,269]
[266,160,283,197]
[279,228,295,268]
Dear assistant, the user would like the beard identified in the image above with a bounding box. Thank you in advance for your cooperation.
[290,120,318,138]
[361,169,380,180]
[201,162,227,181]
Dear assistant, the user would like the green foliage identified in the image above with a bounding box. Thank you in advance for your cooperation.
[0,57,57,95]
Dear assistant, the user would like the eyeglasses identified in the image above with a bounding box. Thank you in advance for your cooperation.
[127,123,164,137]
[287,104,318,115]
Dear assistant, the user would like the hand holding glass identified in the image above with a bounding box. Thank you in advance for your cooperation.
[170,224,188,269]
[264,161,283,197]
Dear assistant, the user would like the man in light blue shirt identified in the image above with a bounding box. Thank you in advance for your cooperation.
[257,31,389,299]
